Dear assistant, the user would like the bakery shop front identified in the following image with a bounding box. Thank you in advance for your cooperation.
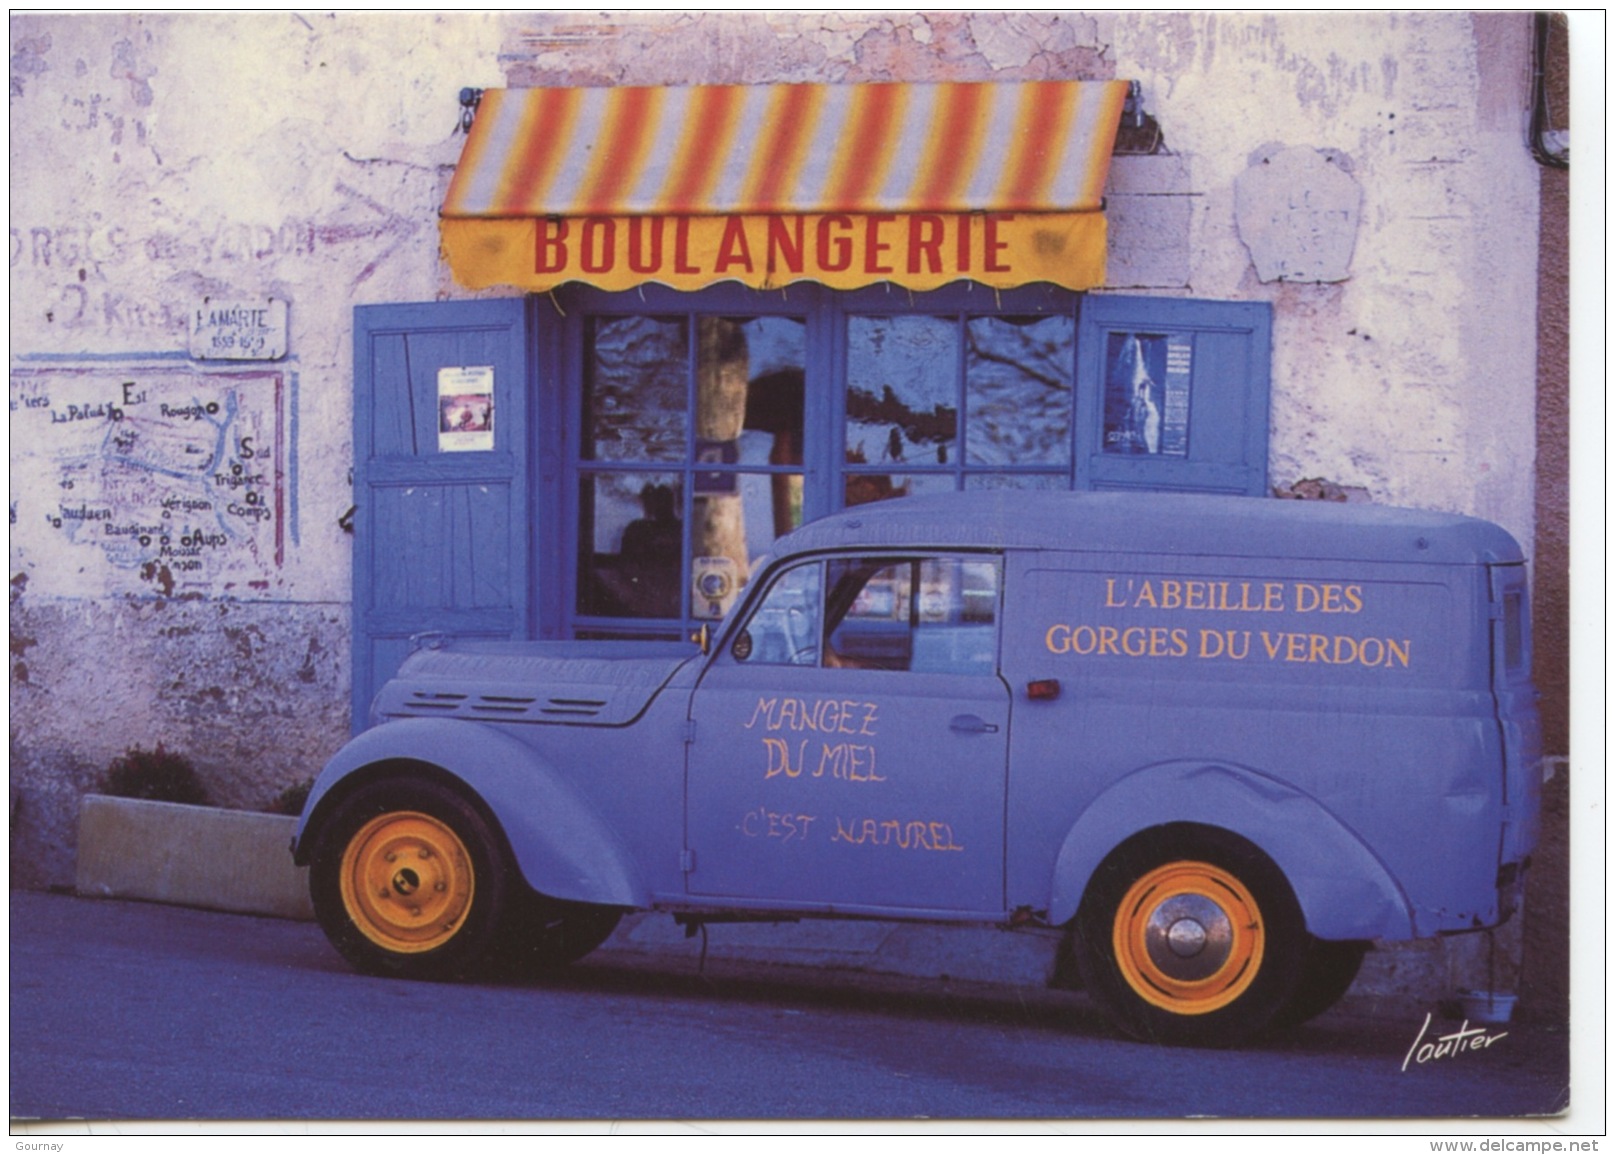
[349,79,1272,721]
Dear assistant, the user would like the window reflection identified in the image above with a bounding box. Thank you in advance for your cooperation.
[578,473,683,619]
[846,315,959,466]
[844,472,956,509]
[965,314,1074,466]
[578,314,806,627]
[842,311,1075,511]
[585,316,688,462]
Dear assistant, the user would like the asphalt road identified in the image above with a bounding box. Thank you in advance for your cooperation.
[9,890,1572,1125]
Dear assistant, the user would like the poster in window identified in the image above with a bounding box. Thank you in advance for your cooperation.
[1102,333,1192,457]
[437,366,495,453]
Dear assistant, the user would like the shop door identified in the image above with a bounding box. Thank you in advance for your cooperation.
[350,299,531,730]
[685,554,1009,915]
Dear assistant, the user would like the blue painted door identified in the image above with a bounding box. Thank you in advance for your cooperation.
[685,553,1009,914]
[1075,295,1272,496]
[350,299,531,730]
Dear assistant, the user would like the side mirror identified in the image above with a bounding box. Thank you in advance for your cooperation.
[691,622,711,655]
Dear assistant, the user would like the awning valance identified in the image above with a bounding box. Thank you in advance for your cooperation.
[441,80,1130,294]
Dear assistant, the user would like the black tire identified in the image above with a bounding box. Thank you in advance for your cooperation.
[497,891,623,975]
[1271,938,1368,1028]
[1073,824,1307,1047]
[308,776,513,981]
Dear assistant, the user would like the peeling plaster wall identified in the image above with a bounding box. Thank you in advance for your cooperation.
[9,12,507,884]
[1103,10,1539,538]
[10,12,1547,889]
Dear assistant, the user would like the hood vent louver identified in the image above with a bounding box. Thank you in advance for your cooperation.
[541,696,608,718]
[400,689,609,721]
[405,692,467,711]
[383,645,695,727]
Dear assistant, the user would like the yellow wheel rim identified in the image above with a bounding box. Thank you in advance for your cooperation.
[1112,860,1263,1015]
[339,810,475,954]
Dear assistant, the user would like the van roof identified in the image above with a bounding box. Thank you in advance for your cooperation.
[774,491,1524,566]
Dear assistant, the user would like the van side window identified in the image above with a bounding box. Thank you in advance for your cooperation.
[735,555,1000,675]
[825,556,1000,675]
[732,561,823,666]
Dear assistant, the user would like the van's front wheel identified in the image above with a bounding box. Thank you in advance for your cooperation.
[309,777,512,981]
[1075,825,1305,1047]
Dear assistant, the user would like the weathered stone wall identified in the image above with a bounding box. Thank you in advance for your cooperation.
[11,13,1553,900]
[9,12,506,883]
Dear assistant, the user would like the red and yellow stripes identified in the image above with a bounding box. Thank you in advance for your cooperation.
[442,79,1130,219]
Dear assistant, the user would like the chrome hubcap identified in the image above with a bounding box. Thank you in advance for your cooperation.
[1143,893,1233,982]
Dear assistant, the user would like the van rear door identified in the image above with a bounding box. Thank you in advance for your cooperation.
[1489,563,1543,877]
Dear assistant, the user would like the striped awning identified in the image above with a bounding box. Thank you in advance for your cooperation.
[441,80,1130,293]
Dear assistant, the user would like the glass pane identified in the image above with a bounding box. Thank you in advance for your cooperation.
[846,314,958,467]
[697,316,806,467]
[585,316,688,462]
[819,556,999,675]
[735,561,822,666]
[912,558,998,675]
[691,471,803,621]
[578,473,682,619]
[966,314,1074,466]
[964,473,1068,492]
[827,558,914,671]
[844,471,956,508]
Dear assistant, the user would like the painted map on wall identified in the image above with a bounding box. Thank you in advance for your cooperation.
[9,364,287,598]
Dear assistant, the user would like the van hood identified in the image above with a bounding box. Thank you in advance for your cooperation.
[371,639,697,727]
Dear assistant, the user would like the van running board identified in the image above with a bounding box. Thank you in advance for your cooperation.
[674,912,803,938]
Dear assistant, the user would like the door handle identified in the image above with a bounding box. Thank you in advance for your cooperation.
[949,714,999,735]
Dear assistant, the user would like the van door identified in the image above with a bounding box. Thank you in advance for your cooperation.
[685,553,1009,914]
[1489,563,1544,874]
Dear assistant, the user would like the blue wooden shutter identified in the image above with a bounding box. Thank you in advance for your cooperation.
[351,299,530,731]
[1075,295,1272,496]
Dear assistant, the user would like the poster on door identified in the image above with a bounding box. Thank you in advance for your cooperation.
[1102,332,1192,457]
[437,366,495,453]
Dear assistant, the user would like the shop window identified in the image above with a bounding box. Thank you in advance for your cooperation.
[844,311,1075,506]
[574,312,806,634]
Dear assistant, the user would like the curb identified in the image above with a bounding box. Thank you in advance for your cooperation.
[75,794,313,921]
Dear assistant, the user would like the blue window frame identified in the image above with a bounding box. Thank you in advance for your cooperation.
[353,287,1270,701]
[546,282,1093,641]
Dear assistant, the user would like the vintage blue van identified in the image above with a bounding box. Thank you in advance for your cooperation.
[292,491,1542,1046]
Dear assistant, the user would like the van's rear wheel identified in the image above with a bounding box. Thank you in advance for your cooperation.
[309,777,512,981]
[1075,825,1305,1047]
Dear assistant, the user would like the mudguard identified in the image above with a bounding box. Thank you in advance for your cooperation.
[292,718,647,908]
[1047,760,1415,941]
